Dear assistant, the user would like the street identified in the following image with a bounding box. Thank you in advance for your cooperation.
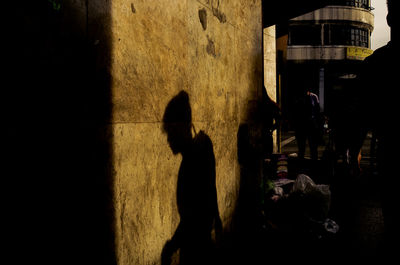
[277,129,385,260]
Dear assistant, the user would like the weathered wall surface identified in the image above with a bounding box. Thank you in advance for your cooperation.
[109,1,264,264]
[8,1,275,265]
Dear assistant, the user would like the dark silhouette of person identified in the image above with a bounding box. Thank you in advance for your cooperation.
[355,0,400,256]
[330,77,364,173]
[293,88,323,160]
[161,91,222,265]
[261,87,282,158]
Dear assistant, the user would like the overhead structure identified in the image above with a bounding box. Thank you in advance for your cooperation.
[262,0,330,27]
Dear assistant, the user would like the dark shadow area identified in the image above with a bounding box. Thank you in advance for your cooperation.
[262,0,329,27]
[161,91,222,265]
[341,0,400,259]
[264,1,398,260]
[5,1,115,264]
[234,122,267,265]
[231,85,282,264]
[226,1,397,263]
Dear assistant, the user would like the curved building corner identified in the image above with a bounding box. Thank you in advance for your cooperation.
[282,0,374,118]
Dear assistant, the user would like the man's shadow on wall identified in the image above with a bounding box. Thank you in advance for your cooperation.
[161,91,222,265]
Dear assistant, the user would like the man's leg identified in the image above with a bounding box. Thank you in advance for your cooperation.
[309,128,319,160]
[296,130,306,159]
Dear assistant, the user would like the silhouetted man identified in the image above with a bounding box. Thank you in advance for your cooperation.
[161,91,222,265]
[356,0,399,256]
[294,89,323,160]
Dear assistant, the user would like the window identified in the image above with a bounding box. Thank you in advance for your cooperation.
[289,25,322,45]
[326,25,369,48]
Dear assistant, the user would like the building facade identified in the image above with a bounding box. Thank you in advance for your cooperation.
[281,0,374,122]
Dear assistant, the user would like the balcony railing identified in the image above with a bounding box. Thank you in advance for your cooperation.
[329,0,374,11]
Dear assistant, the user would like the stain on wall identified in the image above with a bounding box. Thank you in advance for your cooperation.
[199,8,207,30]
[206,36,217,57]
[131,3,136,13]
[210,0,227,23]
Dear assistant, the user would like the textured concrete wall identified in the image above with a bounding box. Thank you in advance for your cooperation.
[8,1,277,264]
[109,1,264,264]
[2,2,283,265]
[39,0,269,264]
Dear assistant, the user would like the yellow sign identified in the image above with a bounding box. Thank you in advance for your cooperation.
[346,47,373,60]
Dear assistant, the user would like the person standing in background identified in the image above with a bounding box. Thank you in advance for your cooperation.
[293,89,323,161]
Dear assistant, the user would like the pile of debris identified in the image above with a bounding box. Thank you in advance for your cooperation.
[262,154,339,241]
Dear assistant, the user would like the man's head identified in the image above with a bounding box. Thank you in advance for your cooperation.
[162,91,192,154]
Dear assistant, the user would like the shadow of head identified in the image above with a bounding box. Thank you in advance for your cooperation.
[163,91,192,154]
[387,0,396,28]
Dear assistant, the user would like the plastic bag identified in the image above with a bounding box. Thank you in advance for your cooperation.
[323,218,339,234]
[291,174,331,221]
